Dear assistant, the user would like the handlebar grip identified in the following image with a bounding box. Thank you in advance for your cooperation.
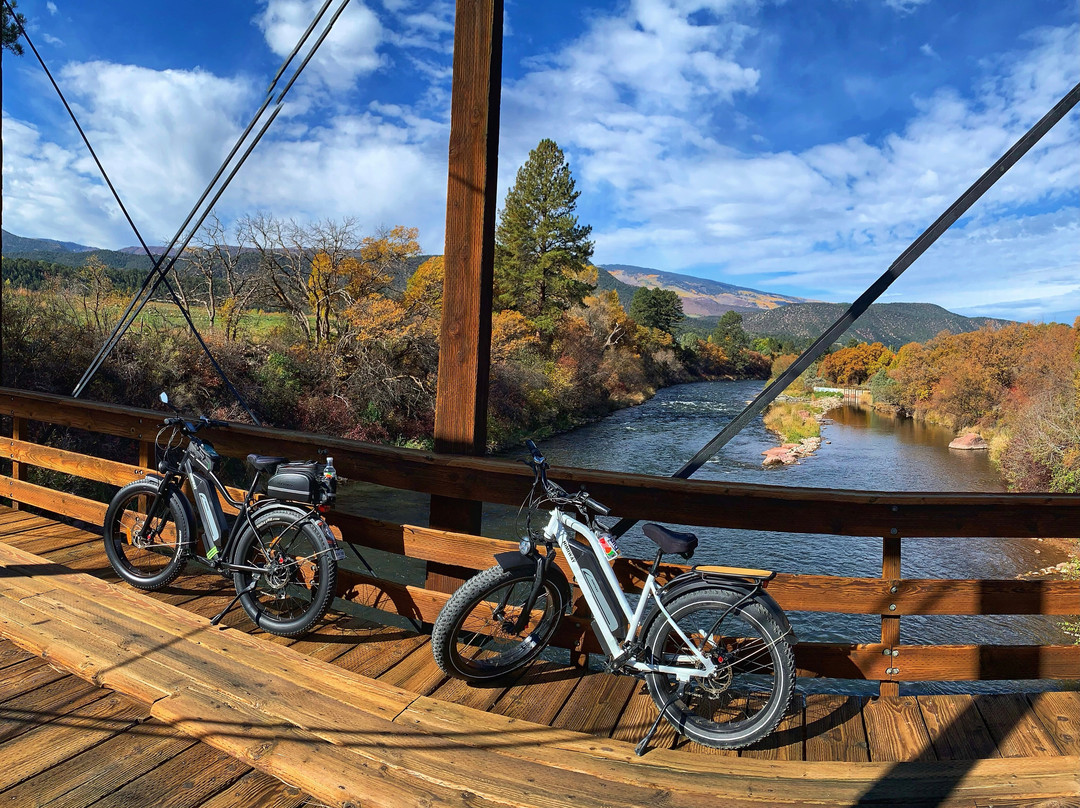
[585,497,610,516]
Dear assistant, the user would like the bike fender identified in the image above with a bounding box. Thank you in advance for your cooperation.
[660,570,796,642]
[230,501,327,564]
[494,551,573,614]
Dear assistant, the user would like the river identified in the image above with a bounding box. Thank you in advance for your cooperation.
[339,379,1076,693]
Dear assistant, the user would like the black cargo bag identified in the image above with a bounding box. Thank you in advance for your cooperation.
[266,461,322,504]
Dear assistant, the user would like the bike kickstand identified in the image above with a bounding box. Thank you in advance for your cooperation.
[210,579,259,627]
[635,684,685,757]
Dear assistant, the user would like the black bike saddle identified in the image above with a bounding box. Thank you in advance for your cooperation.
[642,523,699,556]
[246,454,287,471]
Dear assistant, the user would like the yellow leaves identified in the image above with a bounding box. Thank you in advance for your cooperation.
[343,294,414,344]
[491,310,539,364]
[403,256,444,317]
[819,342,894,386]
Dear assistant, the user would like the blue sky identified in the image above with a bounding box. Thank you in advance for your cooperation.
[2,0,1077,323]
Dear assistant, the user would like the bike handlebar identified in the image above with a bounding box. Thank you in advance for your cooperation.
[524,439,610,517]
[164,415,229,433]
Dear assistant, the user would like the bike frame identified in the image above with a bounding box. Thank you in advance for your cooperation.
[150,433,319,575]
[542,508,717,682]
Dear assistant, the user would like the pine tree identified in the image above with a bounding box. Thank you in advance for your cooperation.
[494,139,594,335]
[629,287,684,335]
[2,0,26,56]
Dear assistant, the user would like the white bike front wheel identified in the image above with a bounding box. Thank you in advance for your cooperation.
[432,565,565,682]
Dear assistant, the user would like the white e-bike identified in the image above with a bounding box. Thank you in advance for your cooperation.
[432,440,796,752]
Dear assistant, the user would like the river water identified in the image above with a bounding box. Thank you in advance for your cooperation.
[340,380,1076,693]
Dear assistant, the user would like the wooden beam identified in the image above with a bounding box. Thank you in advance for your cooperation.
[881,535,901,697]
[429,0,504,589]
[9,417,24,511]
[4,386,1080,537]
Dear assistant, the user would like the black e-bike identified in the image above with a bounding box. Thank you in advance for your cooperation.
[103,393,344,637]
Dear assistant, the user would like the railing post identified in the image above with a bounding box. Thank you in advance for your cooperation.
[139,439,153,471]
[880,534,901,697]
[10,416,25,510]
[428,0,504,593]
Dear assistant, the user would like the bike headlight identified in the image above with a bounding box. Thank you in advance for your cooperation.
[519,537,532,555]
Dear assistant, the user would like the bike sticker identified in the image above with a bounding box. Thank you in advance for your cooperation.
[206,545,219,560]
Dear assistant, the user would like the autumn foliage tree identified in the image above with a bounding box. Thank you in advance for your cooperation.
[819,342,894,386]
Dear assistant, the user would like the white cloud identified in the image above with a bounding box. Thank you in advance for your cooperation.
[2,56,450,252]
[254,0,386,91]
[46,1,58,14]
[498,12,1079,320]
[883,0,932,14]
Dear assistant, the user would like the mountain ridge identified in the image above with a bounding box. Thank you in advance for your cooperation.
[600,263,811,317]
[2,231,1015,346]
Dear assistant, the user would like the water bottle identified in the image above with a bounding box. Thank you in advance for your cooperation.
[321,456,338,503]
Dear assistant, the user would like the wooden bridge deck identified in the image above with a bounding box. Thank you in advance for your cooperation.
[0,507,1077,807]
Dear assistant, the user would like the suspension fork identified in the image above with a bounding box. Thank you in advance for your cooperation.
[136,474,179,541]
[508,549,555,634]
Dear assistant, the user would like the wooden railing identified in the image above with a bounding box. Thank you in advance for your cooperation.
[2,387,1078,696]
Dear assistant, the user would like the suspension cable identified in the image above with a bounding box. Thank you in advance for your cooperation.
[71,0,350,410]
[610,79,1080,538]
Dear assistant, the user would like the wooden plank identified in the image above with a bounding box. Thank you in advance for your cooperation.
[0,509,40,528]
[0,637,30,670]
[430,0,504,538]
[0,692,151,791]
[0,657,62,701]
[881,535,901,698]
[9,417,23,511]
[328,628,429,680]
[0,514,57,536]
[0,476,107,524]
[862,695,935,762]
[804,694,870,763]
[5,387,1080,538]
[608,683,679,750]
[492,660,583,726]
[0,676,104,746]
[0,541,417,719]
[891,645,1080,681]
[430,671,516,712]
[0,437,149,487]
[0,720,196,808]
[919,694,1000,761]
[155,683,687,808]
[974,694,1065,758]
[85,740,248,808]
[740,693,806,761]
[1027,691,1080,757]
[335,527,1079,619]
[191,769,308,808]
[399,696,1080,804]
[551,671,638,737]
[377,640,447,695]
[6,524,102,555]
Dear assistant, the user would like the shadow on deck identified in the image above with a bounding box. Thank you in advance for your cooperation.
[0,507,1077,807]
